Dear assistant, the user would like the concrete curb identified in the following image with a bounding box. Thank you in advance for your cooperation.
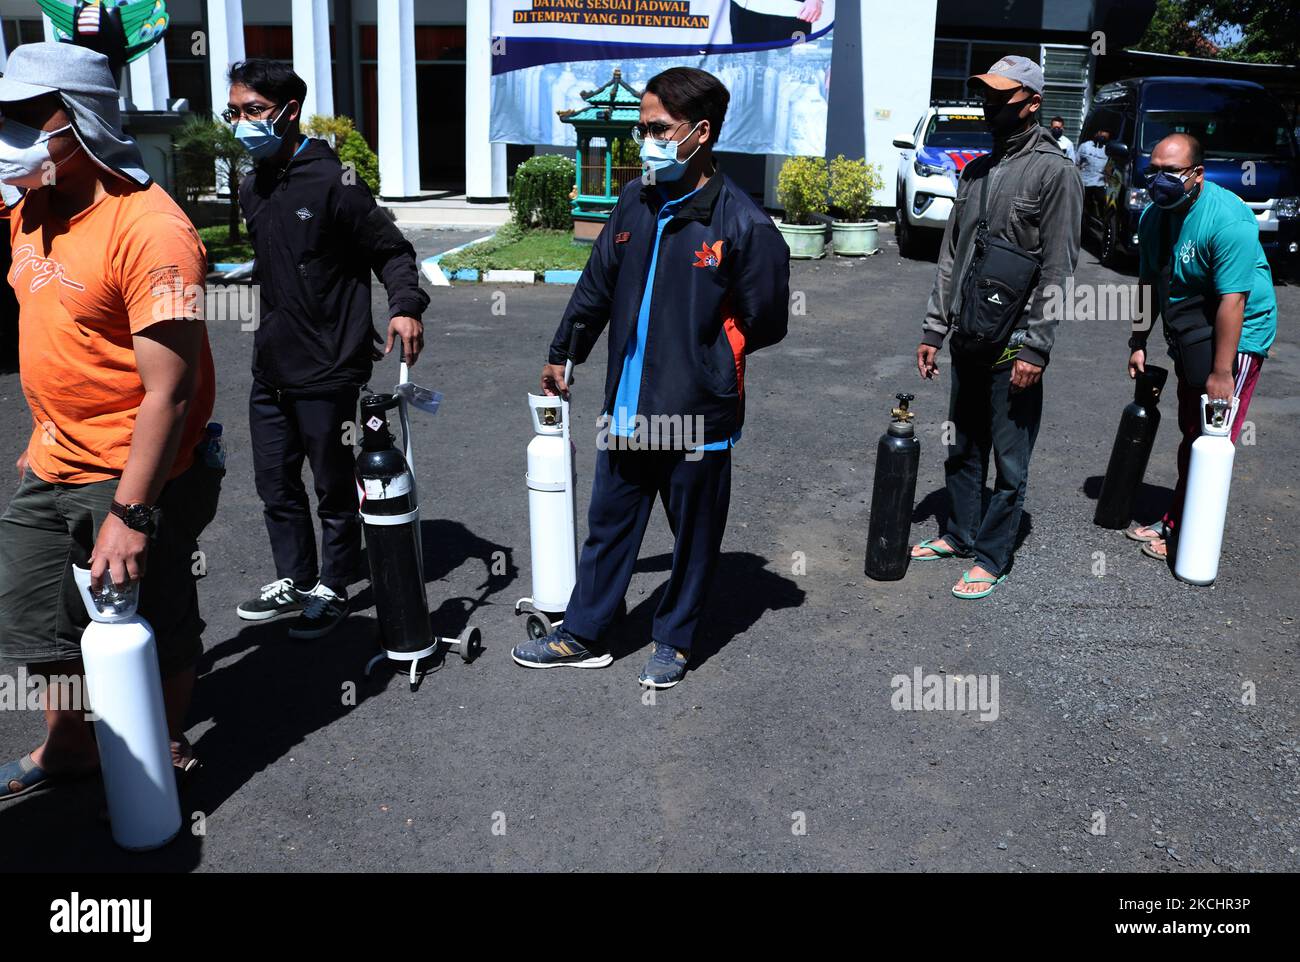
[483,269,536,284]
[422,234,496,286]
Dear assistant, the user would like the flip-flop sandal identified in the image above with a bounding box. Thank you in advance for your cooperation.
[912,538,959,561]
[1125,521,1168,543]
[1,754,52,803]
[952,570,1007,600]
[1140,538,1168,560]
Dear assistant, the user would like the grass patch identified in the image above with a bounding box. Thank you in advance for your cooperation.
[439,223,590,277]
[199,225,254,265]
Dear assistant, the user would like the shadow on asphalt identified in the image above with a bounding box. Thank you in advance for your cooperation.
[600,551,805,669]
[351,518,519,637]
[0,517,517,872]
[912,486,1035,554]
[1080,474,1175,526]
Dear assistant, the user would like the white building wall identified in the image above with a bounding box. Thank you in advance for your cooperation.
[861,1,939,189]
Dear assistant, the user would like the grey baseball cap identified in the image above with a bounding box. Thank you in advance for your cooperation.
[0,42,149,205]
[970,55,1044,95]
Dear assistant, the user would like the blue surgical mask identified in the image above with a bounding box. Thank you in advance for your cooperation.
[640,120,703,184]
[1147,168,1198,210]
[234,104,289,160]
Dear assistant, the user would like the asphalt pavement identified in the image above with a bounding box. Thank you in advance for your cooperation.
[1,226,1296,872]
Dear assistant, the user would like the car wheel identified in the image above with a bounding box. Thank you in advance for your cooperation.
[896,195,920,258]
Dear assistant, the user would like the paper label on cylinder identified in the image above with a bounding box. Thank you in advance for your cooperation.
[363,475,412,500]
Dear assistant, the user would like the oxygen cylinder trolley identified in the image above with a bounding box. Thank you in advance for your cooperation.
[73,567,181,851]
[865,393,922,581]
[515,324,585,640]
[359,358,482,690]
[1174,394,1240,587]
[1094,365,1168,529]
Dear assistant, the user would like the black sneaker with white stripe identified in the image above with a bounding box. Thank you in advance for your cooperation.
[236,578,311,621]
[288,584,349,640]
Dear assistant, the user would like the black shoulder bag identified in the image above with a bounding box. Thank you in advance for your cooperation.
[953,172,1043,353]
[1155,211,1223,391]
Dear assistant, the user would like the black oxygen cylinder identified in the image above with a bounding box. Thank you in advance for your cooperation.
[356,393,432,655]
[1093,365,1169,529]
[865,393,921,581]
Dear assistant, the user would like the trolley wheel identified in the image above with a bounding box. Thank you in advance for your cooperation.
[525,613,552,640]
[458,626,482,663]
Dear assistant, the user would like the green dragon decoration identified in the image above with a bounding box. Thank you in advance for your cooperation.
[35,0,170,73]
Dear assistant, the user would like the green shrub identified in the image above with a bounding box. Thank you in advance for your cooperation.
[828,155,884,222]
[303,114,356,147]
[338,129,381,195]
[510,154,576,230]
[303,115,380,194]
[777,156,829,226]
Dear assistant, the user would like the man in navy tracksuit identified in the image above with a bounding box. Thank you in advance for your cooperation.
[511,67,790,689]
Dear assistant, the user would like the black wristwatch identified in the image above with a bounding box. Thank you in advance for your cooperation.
[110,500,158,535]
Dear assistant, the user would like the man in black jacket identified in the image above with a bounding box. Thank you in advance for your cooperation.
[511,67,790,689]
[228,60,429,639]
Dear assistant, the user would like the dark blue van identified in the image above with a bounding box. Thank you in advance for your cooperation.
[1080,77,1299,270]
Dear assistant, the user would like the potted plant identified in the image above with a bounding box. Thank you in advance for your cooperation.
[775,156,829,259]
[828,155,883,256]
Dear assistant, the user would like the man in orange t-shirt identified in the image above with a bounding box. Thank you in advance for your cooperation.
[0,44,220,804]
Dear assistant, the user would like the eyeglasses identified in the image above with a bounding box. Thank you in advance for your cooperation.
[631,120,694,144]
[1142,164,1200,184]
[221,102,281,125]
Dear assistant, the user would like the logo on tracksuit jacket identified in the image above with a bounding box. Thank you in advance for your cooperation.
[693,240,724,268]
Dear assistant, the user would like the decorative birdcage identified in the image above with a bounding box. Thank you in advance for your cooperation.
[558,69,643,242]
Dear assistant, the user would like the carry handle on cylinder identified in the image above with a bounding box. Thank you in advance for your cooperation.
[563,322,585,389]
[1199,394,1240,438]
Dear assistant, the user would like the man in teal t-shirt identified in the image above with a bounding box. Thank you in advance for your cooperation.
[1126,133,1277,562]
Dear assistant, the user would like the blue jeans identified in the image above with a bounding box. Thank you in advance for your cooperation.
[942,352,1043,577]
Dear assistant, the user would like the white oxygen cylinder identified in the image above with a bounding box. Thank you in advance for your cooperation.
[73,566,182,851]
[526,393,578,612]
[1174,395,1239,587]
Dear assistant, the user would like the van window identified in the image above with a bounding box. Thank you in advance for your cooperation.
[1139,84,1296,161]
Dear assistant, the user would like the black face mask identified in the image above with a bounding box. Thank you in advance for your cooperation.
[984,99,1027,137]
[1050,126,1064,138]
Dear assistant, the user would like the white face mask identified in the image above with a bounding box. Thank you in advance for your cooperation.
[0,119,76,188]
[640,120,703,184]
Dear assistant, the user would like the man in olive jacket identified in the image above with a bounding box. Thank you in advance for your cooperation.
[912,56,1083,600]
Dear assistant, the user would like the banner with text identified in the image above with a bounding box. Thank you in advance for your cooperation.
[489,0,835,156]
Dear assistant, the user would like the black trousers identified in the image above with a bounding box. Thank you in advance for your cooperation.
[729,2,807,43]
[563,447,732,652]
[250,380,361,593]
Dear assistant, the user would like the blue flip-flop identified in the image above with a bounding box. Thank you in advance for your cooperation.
[0,754,51,803]
[952,569,1007,600]
[912,538,959,561]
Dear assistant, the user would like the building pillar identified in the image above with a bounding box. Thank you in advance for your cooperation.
[128,43,171,111]
[292,0,334,121]
[377,0,420,198]
[465,0,507,201]
[206,0,246,119]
